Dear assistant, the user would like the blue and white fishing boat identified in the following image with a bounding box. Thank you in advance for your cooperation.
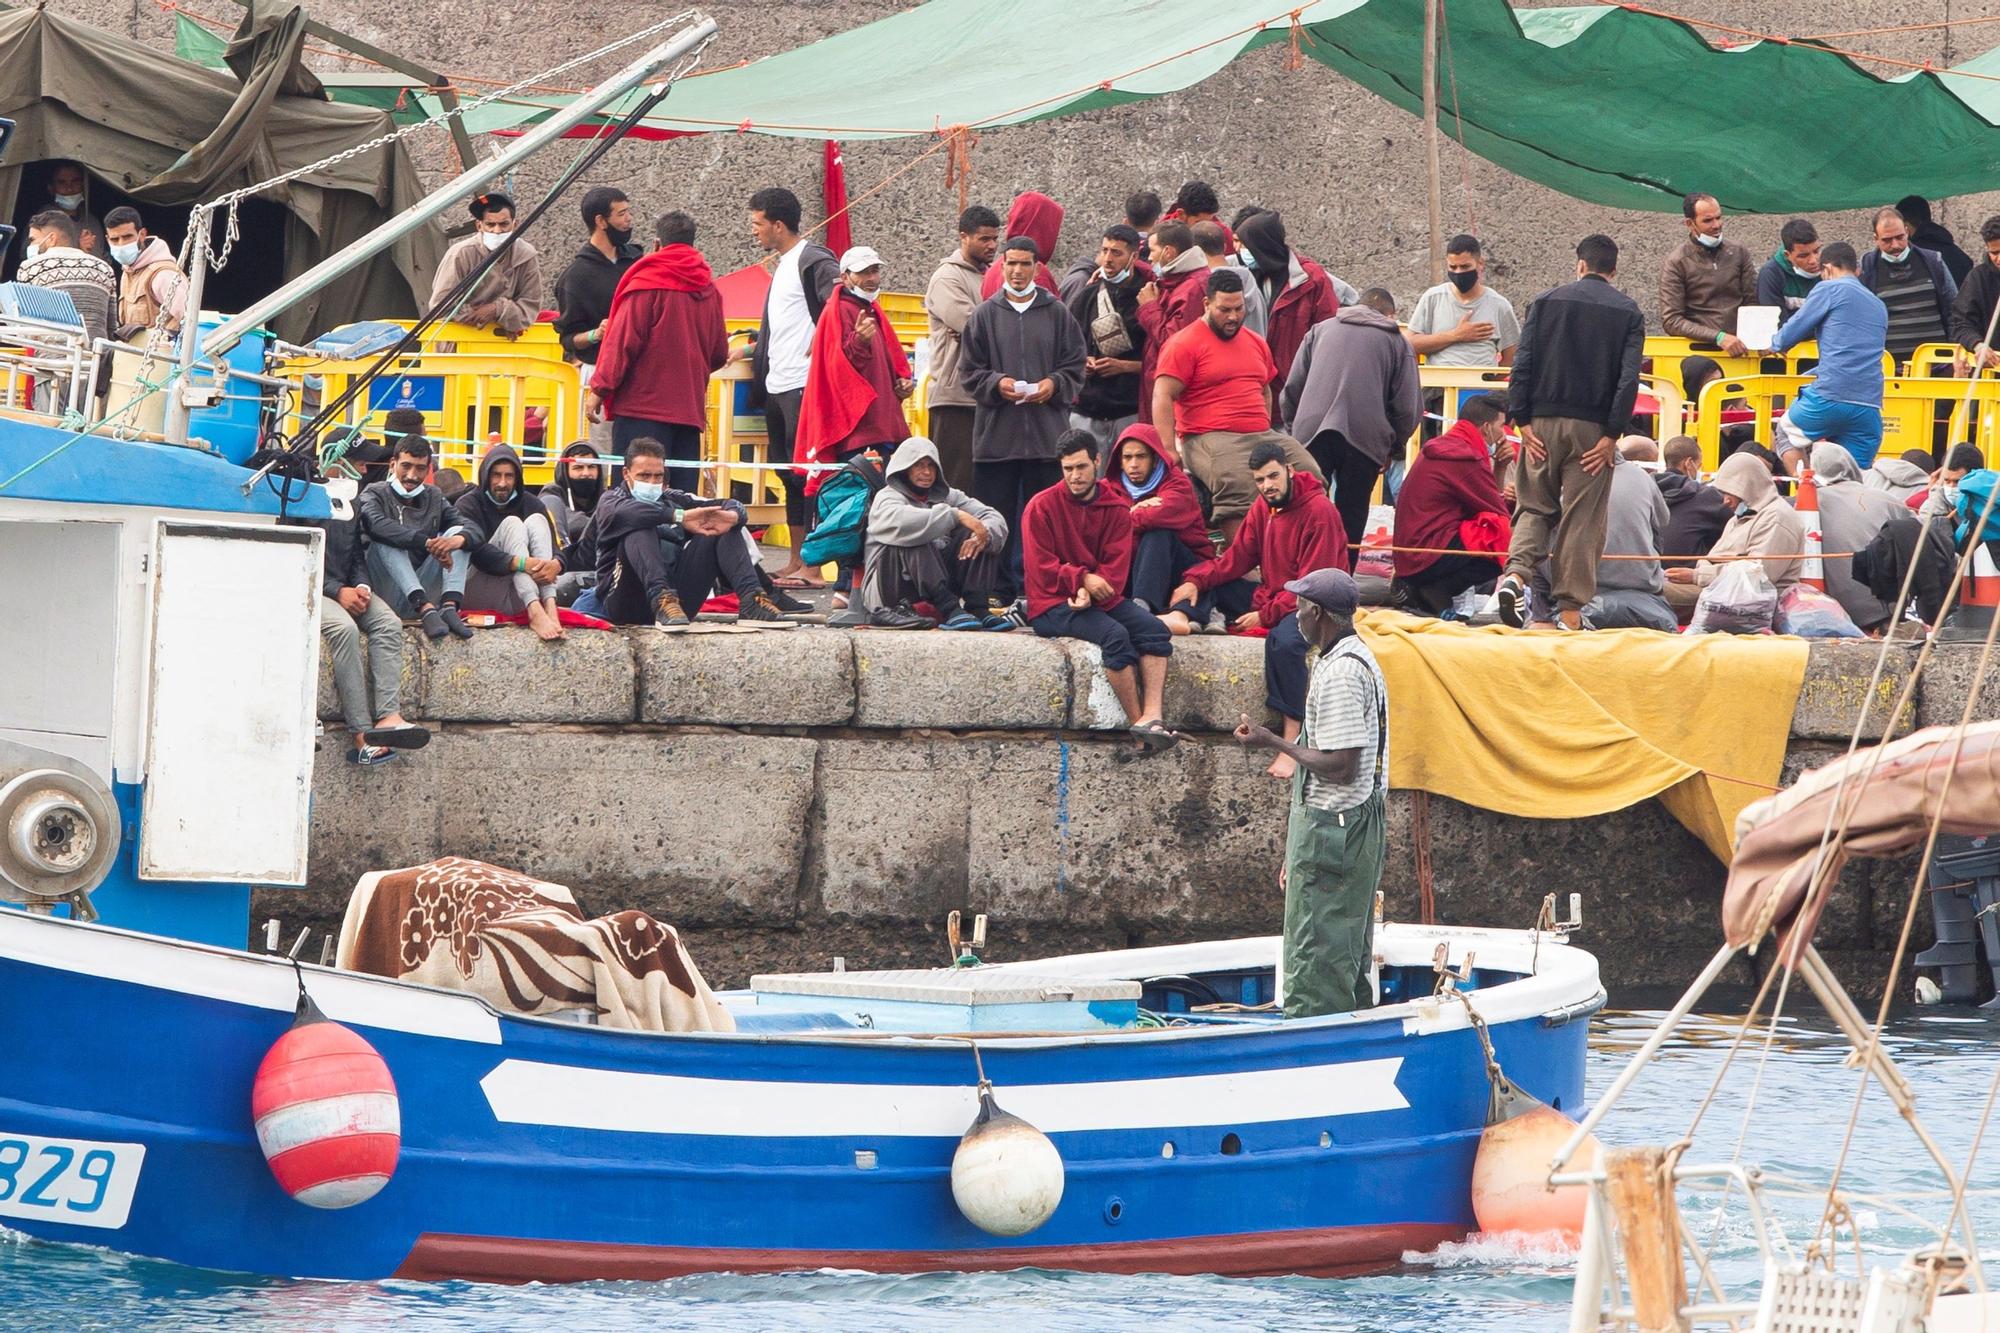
[0,14,1603,1284]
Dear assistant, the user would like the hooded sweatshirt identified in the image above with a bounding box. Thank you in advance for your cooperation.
[454,444,563,576]
[958,285,1088,463]
[116,235,188,337]
[1865,455,1931,501]
[1281,305,1424,468]
[1135,248,1210,411]
[1068,263,1148,420]
[359,467,470,555]
[540,442,604,544]
[1020,473,1134,619]
[1697,450,1806,590]
[979,192,1064,299]
[1596,457,1671,596]
[866,436,1009,551]
[591,244,729,427]
[1393,418,1509,577]
[1809,441,1906,629]
[1182,470,1347,626]
[1755,250,1821,326]
[1237,212,1339,399]
[924,250,986,411]
[1107,423,1211,557]
[1655,469,1732,567]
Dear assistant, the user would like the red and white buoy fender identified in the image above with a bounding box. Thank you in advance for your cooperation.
[250,994,401,1209]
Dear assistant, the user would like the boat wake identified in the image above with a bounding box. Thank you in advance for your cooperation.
[1405,1231,1579,1269]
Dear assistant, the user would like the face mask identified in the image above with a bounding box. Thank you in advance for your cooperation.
[1004,281,1036,299]
[607,225,633,248]
[1694,232,1723,250]
[852,285,881,303]
[1238,249,1257,270]
[1944,483,1962,507]
[1883,246,1913,264]
[1100,266,1130,284]
[1448,269,1478,294]
[22,242,40,263]
[630,480,664,504]
[389,475,424,499]
[480,231,509,251]
[52,193,83,210]
[110,241,140,265]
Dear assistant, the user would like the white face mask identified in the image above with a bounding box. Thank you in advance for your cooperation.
[110,240,141,265]
[1004,281,1036,299]
[1883,246,1913,264]
[480,230,509,251]
[22,242,40,263]
[51,192,83,210]
[1694,231,1723,250]
[851,285,882,304]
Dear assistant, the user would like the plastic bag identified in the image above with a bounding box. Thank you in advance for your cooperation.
[1355,503,1396,582]
[1688,561,1778,635]
[1774,584,1863,638]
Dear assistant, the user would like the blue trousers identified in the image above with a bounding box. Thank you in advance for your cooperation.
[1031,597,1172,670]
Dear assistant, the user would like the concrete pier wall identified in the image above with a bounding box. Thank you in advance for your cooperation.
[283,628,1978,998]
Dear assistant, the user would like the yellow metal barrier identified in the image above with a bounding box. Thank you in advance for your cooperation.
[1412,365,1689,464]
[1908,342,1968,378]
[1691,372,2000,469]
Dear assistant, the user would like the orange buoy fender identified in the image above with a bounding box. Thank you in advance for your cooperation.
[250,997,401,1209]
[1470,1077,1596,1237]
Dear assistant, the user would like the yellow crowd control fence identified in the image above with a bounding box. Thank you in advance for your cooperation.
[1690,372,2000,468]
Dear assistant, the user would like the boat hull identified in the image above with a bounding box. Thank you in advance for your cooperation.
[0,911,1599,1282]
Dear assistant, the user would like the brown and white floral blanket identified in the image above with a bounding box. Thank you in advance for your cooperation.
[335,857,735,1032]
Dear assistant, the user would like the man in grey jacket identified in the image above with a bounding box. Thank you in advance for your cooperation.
[862,437,1010,630]
[1281,303,1424,559]
[922,205,1001,492]
[358,433,476,640]
[1529,438,1675,630]
[1810,441,1906,632]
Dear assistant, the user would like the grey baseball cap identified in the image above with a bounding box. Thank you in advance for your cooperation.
[1284,567,1360,615]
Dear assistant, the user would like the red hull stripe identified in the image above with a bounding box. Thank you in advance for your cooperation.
[394,1222,1468,1284]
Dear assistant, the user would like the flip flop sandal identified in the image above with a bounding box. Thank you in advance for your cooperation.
[362,725,431,750]
[1128,721,1180,753]
[772,575,824,589]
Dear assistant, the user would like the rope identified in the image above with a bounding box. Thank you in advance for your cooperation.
[1359,541,1858,561]
[1435,0,1477,235]
[1412,789,1437,924]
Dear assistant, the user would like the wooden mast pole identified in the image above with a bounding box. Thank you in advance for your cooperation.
[1423,0,1444,283]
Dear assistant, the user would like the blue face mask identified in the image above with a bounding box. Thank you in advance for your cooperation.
[1239,249,1258,270]
[631,480,664,504]
[389,475,423,499]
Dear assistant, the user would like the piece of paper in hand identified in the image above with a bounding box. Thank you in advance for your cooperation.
[1737,305,1780,352]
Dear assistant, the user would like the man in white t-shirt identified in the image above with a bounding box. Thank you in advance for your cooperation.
[741,186,839,585]
[1406,233,1522,369]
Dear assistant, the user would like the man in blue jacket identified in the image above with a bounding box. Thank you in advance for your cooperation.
[1773,242,1890,470]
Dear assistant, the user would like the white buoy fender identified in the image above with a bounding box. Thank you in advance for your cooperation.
[950,1087,1064,1237]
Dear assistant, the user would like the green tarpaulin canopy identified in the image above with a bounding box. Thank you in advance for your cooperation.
[430,0,2000,212]
[174,14,446,123]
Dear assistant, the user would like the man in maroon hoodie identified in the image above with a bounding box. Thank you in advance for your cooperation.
[1172,441,1346,778]
[1135,222,1208,416]
[1106,423,1212,630]
[1024,432,1177,751]
[1390,394,1511,615]
[585,211,728,493]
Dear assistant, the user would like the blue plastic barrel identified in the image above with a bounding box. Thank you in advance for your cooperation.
[187,313,271,465]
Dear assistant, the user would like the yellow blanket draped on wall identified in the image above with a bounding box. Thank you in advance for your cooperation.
[1355,613,1810,860]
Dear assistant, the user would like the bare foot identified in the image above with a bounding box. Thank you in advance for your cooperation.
[1267,751,1297,781]
[527,601,567,641]
[1159,610,1193,636]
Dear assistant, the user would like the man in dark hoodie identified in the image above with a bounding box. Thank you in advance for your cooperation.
[592,437,785,629]
[585,211,729,494]
[1107,423,1212,628]
[541,441,603,606]
[1171,441,1346,779]
[1023,432,1177,751]
[359,433,476,641]
[453,445,567,641]
[553,187,640,375]
[960,237,1089,604]
[1899,195,1974,286]
[1282,292,1424,560]
[862,436,1009,630]
[1067,224,1149,470]
[1950,216,2000,371]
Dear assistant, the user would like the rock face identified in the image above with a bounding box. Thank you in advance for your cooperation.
[289,626,1984,998]
[51,0,2000,335]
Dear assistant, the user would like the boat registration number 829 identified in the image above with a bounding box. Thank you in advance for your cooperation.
[0,1133,145,1230]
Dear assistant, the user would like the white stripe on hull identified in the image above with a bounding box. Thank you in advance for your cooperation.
[480,1056,1410,1138]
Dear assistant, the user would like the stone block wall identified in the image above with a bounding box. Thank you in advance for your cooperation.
[285,627,1992,998]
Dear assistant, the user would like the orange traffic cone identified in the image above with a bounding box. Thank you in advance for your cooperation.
[1795,466,1825,591]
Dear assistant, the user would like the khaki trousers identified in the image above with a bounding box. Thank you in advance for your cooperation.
[1505,416,1613,614]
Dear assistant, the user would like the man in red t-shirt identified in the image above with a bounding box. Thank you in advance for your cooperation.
[1152,269,1321,541]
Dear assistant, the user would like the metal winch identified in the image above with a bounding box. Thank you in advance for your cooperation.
[0,756,120,919]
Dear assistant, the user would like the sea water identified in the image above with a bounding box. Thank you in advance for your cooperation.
[7,1007,2000,1332]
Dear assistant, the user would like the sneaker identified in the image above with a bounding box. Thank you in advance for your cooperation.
[981,613,1014,631]
[439,604,474,640]
[654,592,691,629]
[758,571,812,614]
[869,602,936,630]
[345,744,397,767]
[738,592,786,623]
[1495,574,1526,629]
[938,611,984,631]
[420,606,449,640]
[1000,598,1030,630]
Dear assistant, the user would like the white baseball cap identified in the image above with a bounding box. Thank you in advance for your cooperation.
[839,245,884,273]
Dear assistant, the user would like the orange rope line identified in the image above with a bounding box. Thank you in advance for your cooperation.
[1359,542,1855,561]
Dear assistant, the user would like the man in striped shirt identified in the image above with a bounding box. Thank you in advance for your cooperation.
[1859,205,1957,364]
[1233,568,1388,1018]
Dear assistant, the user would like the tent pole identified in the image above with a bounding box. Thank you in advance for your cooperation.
[200,16,717,360]
[1423,0,1443,284]
[164,209,212,445]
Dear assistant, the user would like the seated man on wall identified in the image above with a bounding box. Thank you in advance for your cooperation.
[1389,393,1510,616]
[1106,423,1213,631]
[862,437,1010,630]
[592,437,787,629]
[1530,437,1678,631]
[358,433,476,641]
[1170,440,1346,779]
[1023,431,1178,752]
[453,444,568,642]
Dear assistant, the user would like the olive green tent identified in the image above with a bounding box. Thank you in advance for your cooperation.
[444,0,2000,213]
[0,3,440,339]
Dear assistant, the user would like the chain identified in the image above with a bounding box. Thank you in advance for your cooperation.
[193,12,704,221]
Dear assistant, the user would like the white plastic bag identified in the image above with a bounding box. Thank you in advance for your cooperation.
[1688,561,1778,635]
